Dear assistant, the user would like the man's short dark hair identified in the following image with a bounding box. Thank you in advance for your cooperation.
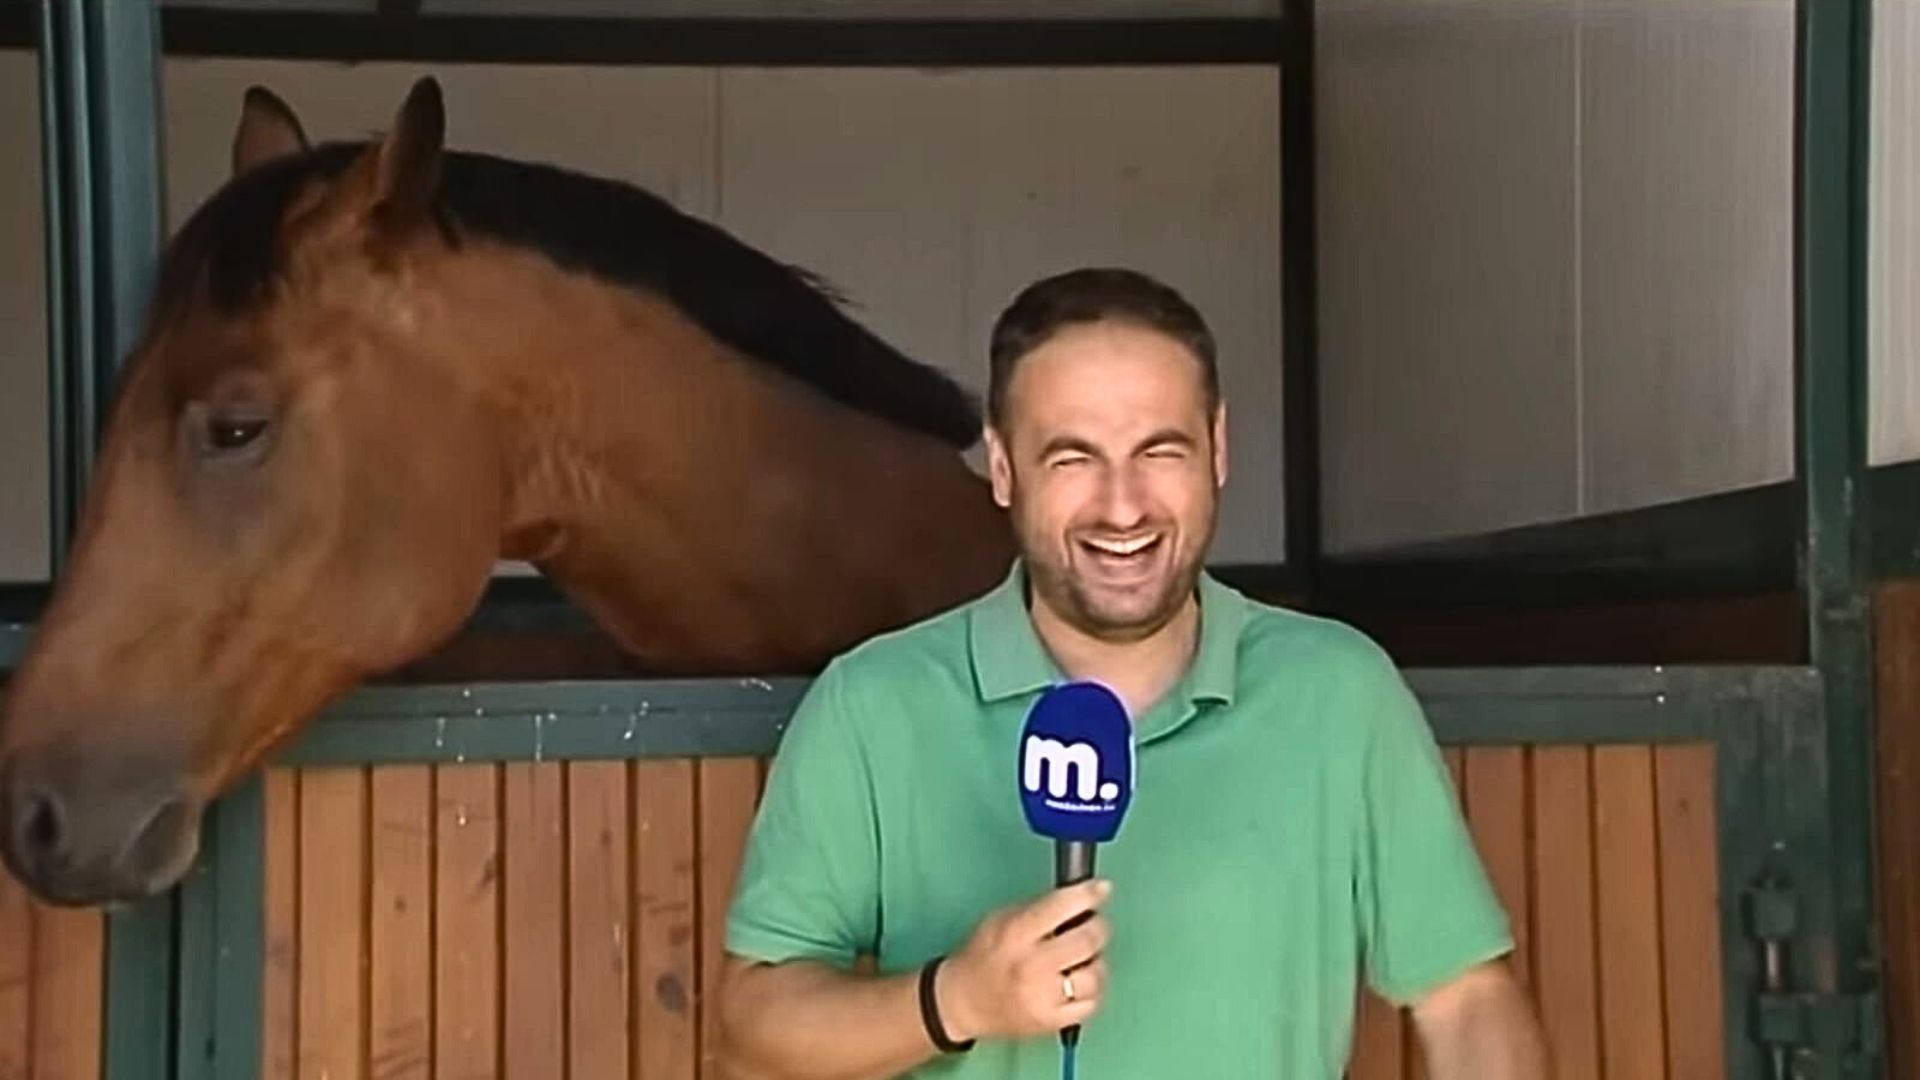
[986,267,1219,431]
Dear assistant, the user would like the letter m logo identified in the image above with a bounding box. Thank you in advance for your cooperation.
[1023,735,1101,801]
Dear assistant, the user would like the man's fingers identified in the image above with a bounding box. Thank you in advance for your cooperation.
[1015,878,1112,941]
[1061,958,1106,1003]
[1036,913,1109,971]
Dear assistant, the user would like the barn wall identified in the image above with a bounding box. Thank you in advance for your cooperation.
[1872,0,1920,467]
[1318,0,1796,554]
[0,55,1286,586]
[0,51,49,585]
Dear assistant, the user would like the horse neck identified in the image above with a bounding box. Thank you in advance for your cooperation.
[423,243,1015,672]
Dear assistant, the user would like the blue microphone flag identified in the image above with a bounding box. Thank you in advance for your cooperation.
[1017,681,1134,844]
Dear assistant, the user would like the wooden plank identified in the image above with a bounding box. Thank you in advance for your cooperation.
[503,763,565,1077]
[298,767,368,1080]
[1345,989,1402,1080]
[1402,1005,1426,1080]
[263,769,299,1080]
[1593,746,1667,1080]
[1528,747,1600,1080]
[634,760,698,1080]
[697,759,760,1075]
[369,767,432,1080]
[435,765,501,1080]
[568,761,632,1080]
[1875,579,1920,1080]
[1463,747,1532,987]
[1655,745,1725,1079]
[0,869,31,1080]
[30,905,101,1080]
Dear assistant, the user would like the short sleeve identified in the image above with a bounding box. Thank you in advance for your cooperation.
[1354,659,1514,1004]
[724,660,881,969]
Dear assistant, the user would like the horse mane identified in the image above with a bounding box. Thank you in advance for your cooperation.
[153,141,983,448]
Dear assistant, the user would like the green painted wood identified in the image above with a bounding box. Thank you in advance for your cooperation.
[173,778,266,1080]
[1796,0,1881,1069]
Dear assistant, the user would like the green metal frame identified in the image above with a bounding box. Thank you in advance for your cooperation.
[1796,0,1881,1072]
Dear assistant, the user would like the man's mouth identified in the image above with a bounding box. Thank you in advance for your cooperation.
[1076,533,1166,576]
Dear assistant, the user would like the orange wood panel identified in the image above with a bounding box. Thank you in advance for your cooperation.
[0,868,32,1080]
[568,761,633,1080]
[1464,747,1533,988]
[29,905,101,1080]
[1529,747,1600,1080]
[434,765,501,1080]
[1593,747,1667,1080]
[1655,745,1725,1079]
[1875,579,1920,1080]
[1346,989,1402,1080]
[297,767,368,1080]
[369,767,432,1080]
[696,759,761,1076]
[262,770,299,1080]
[634,760,698,1080]
[502,763,565,1077]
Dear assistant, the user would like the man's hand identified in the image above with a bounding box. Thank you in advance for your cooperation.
[1409,959,1550,1080]
[714,878,1113,1080]
[938,877,1113,1042]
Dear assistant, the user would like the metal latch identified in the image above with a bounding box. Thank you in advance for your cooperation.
[1747,878,1882,1079]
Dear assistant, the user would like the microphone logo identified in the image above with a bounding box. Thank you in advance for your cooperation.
[1022,735,1123,807]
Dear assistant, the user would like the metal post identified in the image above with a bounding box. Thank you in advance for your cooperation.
[38,0,165,569]
[35,1,173,1078]
[1795,0,1881,1073]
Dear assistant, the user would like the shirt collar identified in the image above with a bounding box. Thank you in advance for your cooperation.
[968,559,1246,712]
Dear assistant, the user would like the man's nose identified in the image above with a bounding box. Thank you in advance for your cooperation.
[1093,466,1149,529]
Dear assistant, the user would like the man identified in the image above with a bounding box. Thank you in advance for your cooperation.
[716,268,1548,1079]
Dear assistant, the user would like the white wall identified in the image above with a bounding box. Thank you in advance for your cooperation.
[1318,0,1796,553]
[0,56,1285,584]
[1872,0,1920,466]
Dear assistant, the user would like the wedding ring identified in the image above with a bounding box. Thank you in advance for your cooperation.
[1063,972,1077,1002]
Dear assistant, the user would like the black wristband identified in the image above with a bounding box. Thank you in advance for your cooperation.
[918,956,976,1053]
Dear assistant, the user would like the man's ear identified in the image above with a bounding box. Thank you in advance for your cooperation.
[986,426,1014,509]
[1211,401,1229,488]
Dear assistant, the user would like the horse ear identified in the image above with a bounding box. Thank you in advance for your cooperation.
[231,86,309,176]
[365,76,445,232]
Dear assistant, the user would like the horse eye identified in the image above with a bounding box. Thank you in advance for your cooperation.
[204,416,269,454]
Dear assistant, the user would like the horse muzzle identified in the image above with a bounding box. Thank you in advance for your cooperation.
[0,738,202,907]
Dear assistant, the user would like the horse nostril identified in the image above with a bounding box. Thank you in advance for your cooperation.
[15,787,67,870]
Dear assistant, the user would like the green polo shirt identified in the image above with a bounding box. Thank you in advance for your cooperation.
[726,562,1511,1078]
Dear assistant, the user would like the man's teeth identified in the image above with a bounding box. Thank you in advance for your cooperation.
[1085,535,1158,556]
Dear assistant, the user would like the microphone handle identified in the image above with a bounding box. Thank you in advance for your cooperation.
[1054,840,1096,932]
[1056,840,1096,886]
[1053,841,1098,1050]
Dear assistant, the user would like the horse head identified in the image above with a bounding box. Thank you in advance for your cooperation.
[0,80,518,906]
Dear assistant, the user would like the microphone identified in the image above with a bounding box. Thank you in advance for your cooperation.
[1017,681,1134,1050]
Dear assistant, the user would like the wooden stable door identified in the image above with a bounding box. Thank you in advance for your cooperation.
[249,745,1724,1079]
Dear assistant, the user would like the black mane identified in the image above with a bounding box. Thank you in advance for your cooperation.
[154,141,982,448]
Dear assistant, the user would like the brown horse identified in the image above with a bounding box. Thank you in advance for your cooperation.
[0,77,1014,907]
